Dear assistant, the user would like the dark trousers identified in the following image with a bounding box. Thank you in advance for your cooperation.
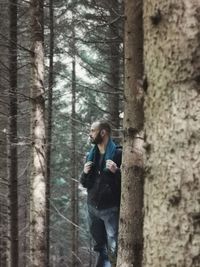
[88,205,119,266]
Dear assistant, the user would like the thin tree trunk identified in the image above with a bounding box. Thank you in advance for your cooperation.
[107,0,121,140]
[0,198,9,267]
[116,0,144,266]
[29,0,46,266]
[71,26,79,265]
[46,0,54,266]
[143,1,200,266]
[0,2,9,266]
[8,0,18,266]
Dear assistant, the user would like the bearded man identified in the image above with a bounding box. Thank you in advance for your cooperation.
[80,120,122,267]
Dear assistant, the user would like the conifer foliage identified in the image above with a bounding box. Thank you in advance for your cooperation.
[0,0,123,266]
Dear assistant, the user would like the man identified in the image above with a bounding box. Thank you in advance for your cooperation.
[80,120,122,267]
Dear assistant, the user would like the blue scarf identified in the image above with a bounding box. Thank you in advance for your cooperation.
[86,138,117,170]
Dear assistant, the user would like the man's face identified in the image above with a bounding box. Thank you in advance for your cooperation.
[89,122,103,144]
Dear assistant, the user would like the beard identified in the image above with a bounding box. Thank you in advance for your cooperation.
[90,131,103,145]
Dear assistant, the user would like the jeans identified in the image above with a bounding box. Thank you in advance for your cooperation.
[88,205,119,266]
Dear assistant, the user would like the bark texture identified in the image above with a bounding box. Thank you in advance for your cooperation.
[0,2,9,266]
[70,18,79,264]
[116,0,144,266]
[143,1,200,266]
[46,0,54,265]
[107,0,121,140]
[71,57,79,267]
[29,0,46,266]
[8,0,18,266]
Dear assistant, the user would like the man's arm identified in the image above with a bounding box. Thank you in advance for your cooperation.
[80,161,94,189]
[106,148,122,174]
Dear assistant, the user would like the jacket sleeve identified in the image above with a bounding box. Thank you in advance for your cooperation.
[80,171,88,188]
[80,170,94,189]
[80,152,92,189]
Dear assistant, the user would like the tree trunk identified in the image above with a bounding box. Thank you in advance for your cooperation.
[107,0,121,141]
[143,1,200,266]
[46,0,54,266]
[0,2,9,266]
[71,29,79,266]
[17,3,33,266]
[8,0,18,266]
[29,0,46,266]
[116,0,144,266]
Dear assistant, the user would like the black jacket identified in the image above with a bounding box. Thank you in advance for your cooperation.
[80,147,122,210]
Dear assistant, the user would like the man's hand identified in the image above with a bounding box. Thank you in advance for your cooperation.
[83,161,93,174]
[106,160,118,173]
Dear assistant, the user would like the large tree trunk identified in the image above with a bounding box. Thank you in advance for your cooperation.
[29,0,46,266]
[8,0,18,266]
[116,0,144,266]
[143,1,200,266]
[46,0,54,266]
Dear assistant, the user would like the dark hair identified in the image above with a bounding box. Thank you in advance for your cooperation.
[96,120,111,135]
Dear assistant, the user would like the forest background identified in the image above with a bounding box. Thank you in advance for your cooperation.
[0,0,200,267]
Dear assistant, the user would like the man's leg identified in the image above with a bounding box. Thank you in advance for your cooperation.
[96,248,111,267]
[88,206,111,267]
[101,207,119,267]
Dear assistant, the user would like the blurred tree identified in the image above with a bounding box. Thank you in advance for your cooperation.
[0,1,9,265]
[46,0,54,266]
[143,1,200,266]
[17,1,32,265]
[29,0,46,266]
[70,14,79,266]
[8,0,19,266]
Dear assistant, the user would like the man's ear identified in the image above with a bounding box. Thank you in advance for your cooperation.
[100,129,106,137]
